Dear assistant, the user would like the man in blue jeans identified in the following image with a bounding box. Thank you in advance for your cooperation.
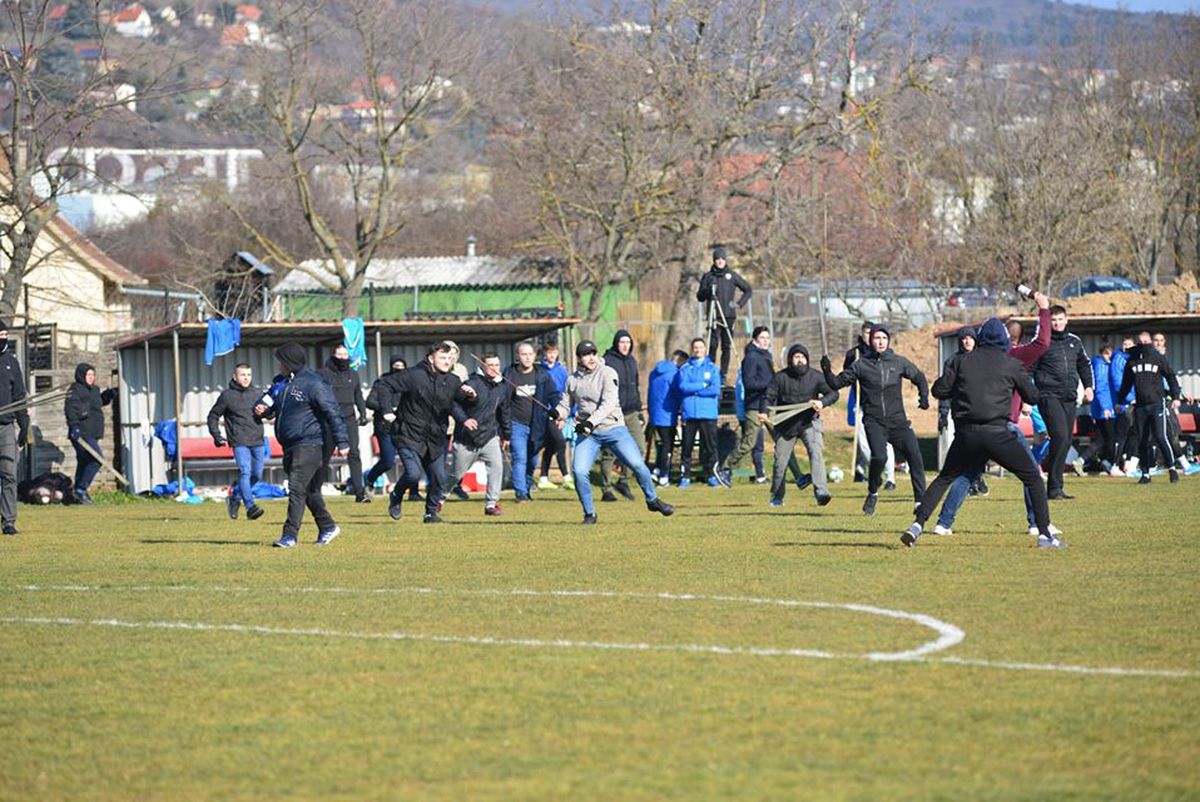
[549,339,674,524]
[207,363,267,521]
[504,341,558,502]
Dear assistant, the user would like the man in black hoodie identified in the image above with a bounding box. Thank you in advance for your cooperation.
[318,343,370,502]
[0,321,28,534]
[64,362,116,505]
[765,344,839,506]
[937,326,988,497]
[206,362,266,521]
[598,330,644,501]
[902,318,1061,548]
[1117,331,1183,484]
[364,356,407,493]
[719,326,775,484]
[450,352,511,515]
[1032,306,1094,499]
[821,324,929,516]
[697,246,752,378]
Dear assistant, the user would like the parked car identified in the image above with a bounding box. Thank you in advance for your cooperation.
[1059,275,1140,298]
[946,285,998,308]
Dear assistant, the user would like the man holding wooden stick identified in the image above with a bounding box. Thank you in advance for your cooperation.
[765,344,838,507]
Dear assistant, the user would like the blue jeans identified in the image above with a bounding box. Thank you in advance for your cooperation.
[511,420,532,497]
[72,436,102,494]
[365,429,397,486]
[394,445,445,517]
[936,422,1038,529]
[232,444,266,510]
[572,426,657,516]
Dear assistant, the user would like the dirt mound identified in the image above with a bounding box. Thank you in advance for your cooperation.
[1064,273,1198,315]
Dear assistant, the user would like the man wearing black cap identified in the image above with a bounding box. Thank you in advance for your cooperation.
[254,343,349,548]
[0,321,29,535]
[697,246,752,378]
[821,324,929,516]
[549,340,674,524]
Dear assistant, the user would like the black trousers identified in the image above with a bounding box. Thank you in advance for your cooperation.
[1084,417,1117,468]
[393,443,447,516]
[709,322,734,378]
[916,423,1052,537]
[1115,406,1136,463]
[1136,403,1176,471]
[863,417,926,501]
[653,424,676,476]
[680,419,718,475]
[282,444,335,537]
[1038,396,1076,494]
[539,419,568,477]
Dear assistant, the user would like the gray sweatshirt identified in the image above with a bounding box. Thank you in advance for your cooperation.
[555,364,624,432]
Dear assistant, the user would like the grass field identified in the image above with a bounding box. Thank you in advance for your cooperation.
[2,465,1198,800]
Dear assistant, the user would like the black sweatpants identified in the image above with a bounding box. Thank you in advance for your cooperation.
[653,424,676,477]
[1136,403,1176,472]
[1084,417,1117,468]
[681,419,718,476]
[540,419,568,477]
[282,444,336,537]
[916,423,1052,537]
[1038,396,1076,494]
[1115,406,1137,464]
[863,417,926,501]
[709,323,734,378]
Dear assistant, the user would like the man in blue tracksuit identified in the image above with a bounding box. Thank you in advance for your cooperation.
[255,343,349,548]
[1084,343,1119,474]
[647,349,687,484]
[673,338,722,487]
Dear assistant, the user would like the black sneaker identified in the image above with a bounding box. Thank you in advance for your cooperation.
[815,492,832,507]
[451,483,470,501]
[975,477,990,496]
[601,490,618,502]
[646,497,674,516]
[884,480,897,492]
[1047,491,1075,500]
[226,493,239,519]
[246,505,265,521]
[1138,473,1151,485]
[388,494,403,520]
[582,513,598,525]
[408,490,423,502]
[1170,469,1180,483]
[355,492,372,504]
[796,473,812,492]
[74,490,93,506]
[2,524,17,536]
[423,512,443,524]
[614,479,636,500]
[900,522,922,547]
[862,493,878,516]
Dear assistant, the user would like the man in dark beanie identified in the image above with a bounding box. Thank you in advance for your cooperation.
[0,320,29,534]
[697,246,752,379]
[254,342,349,548]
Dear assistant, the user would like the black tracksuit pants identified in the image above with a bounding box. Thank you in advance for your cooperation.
[282,444,336,538]
[709,322,734,378]
[1084,417,1117,468]
[863,417,926,501]
[1038,396,1076,494]
[540,420,568,477]
[653,425,676,477]
[681,419,718,476]
[916,423,1052,537]
[1136,403,1176,472]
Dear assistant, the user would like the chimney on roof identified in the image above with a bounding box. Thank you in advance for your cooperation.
[466,235,477,258]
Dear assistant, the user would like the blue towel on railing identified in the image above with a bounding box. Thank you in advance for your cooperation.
[153,420,178,462]
[205,319,241,365]
[342,317,367,370]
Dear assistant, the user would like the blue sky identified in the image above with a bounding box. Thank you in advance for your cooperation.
[1071,0,1198,11]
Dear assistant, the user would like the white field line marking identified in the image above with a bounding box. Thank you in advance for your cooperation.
[8,584,961,661]
[5,585,1196,678]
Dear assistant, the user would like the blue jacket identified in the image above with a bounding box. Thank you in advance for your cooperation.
[1110,348,1134,408]
[1090,355,1114,419]
[647,360,681,427]
[265,367,349,451]
[673,357,721,421]
[539,358,570,394]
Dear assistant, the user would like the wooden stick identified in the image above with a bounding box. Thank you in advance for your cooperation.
[75,436,130,488]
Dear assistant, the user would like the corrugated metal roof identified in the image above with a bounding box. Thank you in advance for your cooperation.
[274,256,560,292]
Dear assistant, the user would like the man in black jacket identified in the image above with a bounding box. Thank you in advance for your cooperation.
[1118,331,1183,484]
[697,246,752,378]
[384,341,476,523]
[253,343,349,548]
[450,353,511,515]
[504,342,559,502]
[206,362,266,521]
[318,343,370,502]
[765,344,838,506]
[1032,306,1094,499]
[0,321,29,534]
[364,356,406,494]
[719,326,775,484]
[64,362,116,505]
[599,330,644,501]
[902,318,1061,548]
[821,324,929,516]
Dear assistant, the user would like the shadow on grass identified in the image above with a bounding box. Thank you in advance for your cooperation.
[773,540,900,550]
[140,538,263,547]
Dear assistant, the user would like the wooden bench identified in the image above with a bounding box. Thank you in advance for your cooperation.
[178,437,350,484]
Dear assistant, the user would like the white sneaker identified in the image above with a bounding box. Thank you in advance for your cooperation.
[1028,524,1063,537]
[1108,466,1125,477]
[1071,457,1085,476]
[932,524,953,536]
[537,476,558,490]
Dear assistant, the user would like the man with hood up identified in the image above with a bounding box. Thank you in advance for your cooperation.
[254,343,349,548]
[318,343,370,502]
[646,349,687,484]
[697,246,752,378]
[1117,331,1184,484]
[764,344,839,506]
[719,326,775,484]
[64,362,116,505]
[363,356,408,493]
[598,329,644,502]
[450,352,511,516]
[207,362,267,521]
[0,321,29,534]
[821,324,929,516]
[902,317,1062,549]
[938,326,988,497]
[549,340,674,524]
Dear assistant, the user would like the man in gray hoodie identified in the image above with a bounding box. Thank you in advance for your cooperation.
[549,340,675,524]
